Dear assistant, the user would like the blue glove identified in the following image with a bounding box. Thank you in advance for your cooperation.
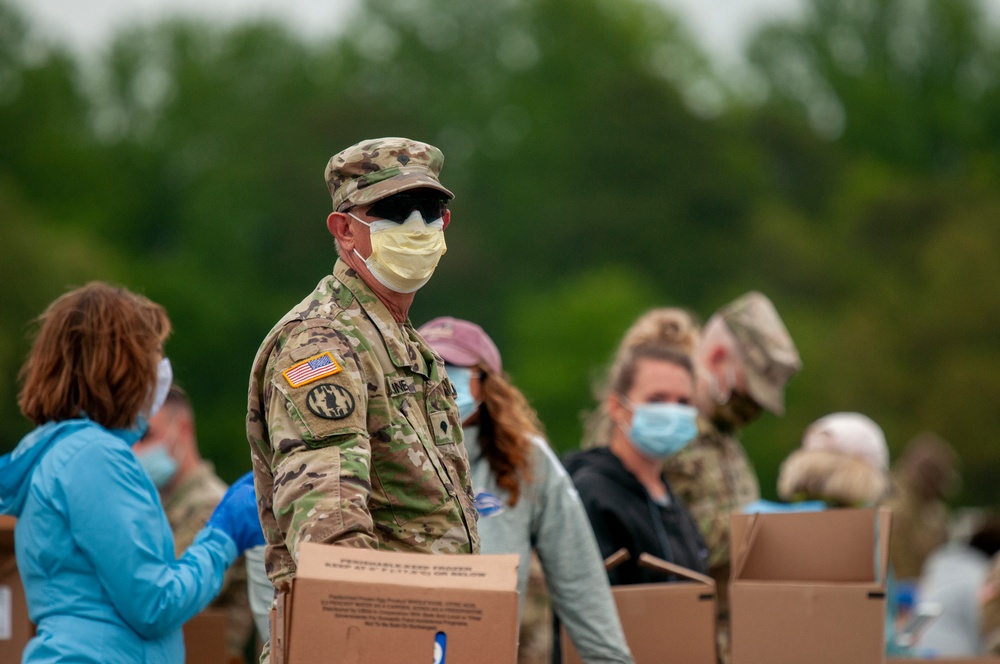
[207,471,266,555]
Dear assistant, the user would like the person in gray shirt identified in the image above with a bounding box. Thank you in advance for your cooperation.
[418,316,634,664]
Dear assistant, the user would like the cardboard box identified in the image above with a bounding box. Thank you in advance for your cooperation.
[0,516,33,664]
[561,550,717,664]
[183,608,229,664]
[890,660,1000,663]
[886,655,1000,664]
[730,507,891,664]
[272,543,520,664]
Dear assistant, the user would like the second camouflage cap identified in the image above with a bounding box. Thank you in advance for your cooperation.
[719,291,802,415]
[324,137,454,212]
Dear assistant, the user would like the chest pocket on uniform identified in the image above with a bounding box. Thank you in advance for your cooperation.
[369,383,454,528]
[429,410,457,446]
[428,407,469,471]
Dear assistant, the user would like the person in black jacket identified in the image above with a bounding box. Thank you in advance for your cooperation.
[566,309,708,584]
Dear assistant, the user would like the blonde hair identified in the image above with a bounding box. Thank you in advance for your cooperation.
[18,282,171,429]
[777,449,891,507]
[581,308,700,448]
[618,307,700,358]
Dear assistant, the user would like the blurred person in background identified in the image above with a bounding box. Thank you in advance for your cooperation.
[245,541,271,645]
[246,138,479,658]
[0,282,262,663]
[418,316,634,664]
[580,307,701,450]
[914,513,1000,657]
[663,291,801,663]
[982,548,1000,655]
[566,308,708,585]
[744,412,907,656]
[134,385,254,662]
[888,432,961,615]
[744,412,892,513]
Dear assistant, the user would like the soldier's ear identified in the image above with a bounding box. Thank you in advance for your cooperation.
[706,343,729,370]
[328,211,354,249]
[177,411,195,441]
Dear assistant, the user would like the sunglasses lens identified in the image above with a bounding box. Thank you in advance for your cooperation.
[369,193,447,222]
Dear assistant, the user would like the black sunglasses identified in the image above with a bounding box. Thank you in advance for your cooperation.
[367,191,449,223]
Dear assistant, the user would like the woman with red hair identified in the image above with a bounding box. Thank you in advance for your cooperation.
[418,316,633,664]
[0,282,261,663]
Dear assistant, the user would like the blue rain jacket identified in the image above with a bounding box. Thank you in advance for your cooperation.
[0,418,236,663]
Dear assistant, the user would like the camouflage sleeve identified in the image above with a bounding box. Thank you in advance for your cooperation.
[664,440,731,570]
[170,496,216,556]
[664,430,761,573]
[263,323,378,559]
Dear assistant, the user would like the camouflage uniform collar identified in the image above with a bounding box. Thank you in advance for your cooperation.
[697,413,724,440]
[333,259,427,375]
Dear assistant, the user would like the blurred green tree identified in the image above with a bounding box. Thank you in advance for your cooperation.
[747,0,999,172]
[2,0,1000,509]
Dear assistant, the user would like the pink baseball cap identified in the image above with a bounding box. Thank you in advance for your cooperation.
[801,412,889,470]
[418,317,502,374]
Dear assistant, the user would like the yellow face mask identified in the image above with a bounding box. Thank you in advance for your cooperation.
[350,210,447,293]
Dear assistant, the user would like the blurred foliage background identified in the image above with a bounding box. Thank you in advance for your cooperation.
[2,0,999,506]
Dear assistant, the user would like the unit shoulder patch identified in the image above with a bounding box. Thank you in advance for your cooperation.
[282,351,343,388]
[305,383,357,420]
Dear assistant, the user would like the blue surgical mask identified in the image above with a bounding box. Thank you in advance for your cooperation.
[446,365,480,424]
[136,444,179,489]
[621,398,699,459]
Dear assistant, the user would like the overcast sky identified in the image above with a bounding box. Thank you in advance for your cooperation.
[10,0,806,67]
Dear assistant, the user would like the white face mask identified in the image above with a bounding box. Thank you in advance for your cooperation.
[148,357,173,419]
[350,210,447,293]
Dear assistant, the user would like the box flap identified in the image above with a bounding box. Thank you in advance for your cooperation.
[295,543,519,591]
[603,548,631,572]
[874,506,891,586]
[638,553,715,587]
[731,508,888,584]
[602,548,715,587]
[731,511,761,581]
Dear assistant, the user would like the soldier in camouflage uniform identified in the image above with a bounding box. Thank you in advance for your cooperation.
[135,386,252,662]
[662,291,801,664]
[246,138,480,644]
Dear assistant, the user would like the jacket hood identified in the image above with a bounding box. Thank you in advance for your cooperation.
[0,419,93,516]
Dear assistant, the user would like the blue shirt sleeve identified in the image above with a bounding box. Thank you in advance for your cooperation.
[58,437,237,640]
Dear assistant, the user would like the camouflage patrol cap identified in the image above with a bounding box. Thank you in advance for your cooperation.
[324,137,454,212]
[718,291,801,415]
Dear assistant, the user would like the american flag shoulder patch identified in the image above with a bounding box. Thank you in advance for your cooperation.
[282,351,342,388]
